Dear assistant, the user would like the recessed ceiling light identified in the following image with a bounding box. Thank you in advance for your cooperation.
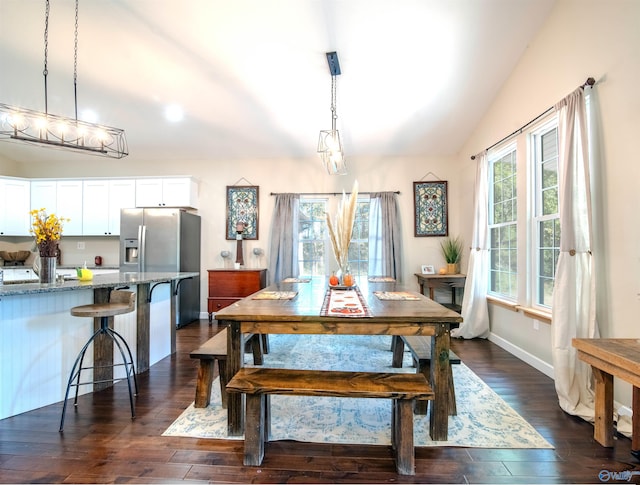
[165,104,184,123]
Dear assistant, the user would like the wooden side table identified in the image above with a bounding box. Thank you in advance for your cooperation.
[414,273,466,313]
[207,268,267,322]
[572,338,640,457]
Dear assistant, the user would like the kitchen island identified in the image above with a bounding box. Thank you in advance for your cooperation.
[0,271,198,420]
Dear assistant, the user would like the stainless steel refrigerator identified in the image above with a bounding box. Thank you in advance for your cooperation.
[119,208,201,327]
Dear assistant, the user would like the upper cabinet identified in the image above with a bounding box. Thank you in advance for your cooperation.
[30,180,83,236]
[0,178,31,236]
[82,179,135,236]
[135,177,198,209]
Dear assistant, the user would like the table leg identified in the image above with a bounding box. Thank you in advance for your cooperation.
[226,320,244,436]
[136,283,150,373]
[632,385,640,456]
[592,367,614,447]
[429,324,450,441]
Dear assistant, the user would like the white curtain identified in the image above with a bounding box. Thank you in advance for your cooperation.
[551,87,599,421]
[452,151,490,339]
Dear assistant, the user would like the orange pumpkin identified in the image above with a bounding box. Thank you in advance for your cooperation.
[343,273,354,287]
[329,273,339,286]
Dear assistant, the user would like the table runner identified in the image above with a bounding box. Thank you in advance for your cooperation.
[320,286,372,318]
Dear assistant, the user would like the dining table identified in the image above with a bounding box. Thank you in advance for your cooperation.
[214,277,463,440]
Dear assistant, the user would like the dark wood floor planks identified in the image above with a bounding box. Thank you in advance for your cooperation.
[1,320,639,484]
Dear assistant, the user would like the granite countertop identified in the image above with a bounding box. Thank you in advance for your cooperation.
[0,271,199,297]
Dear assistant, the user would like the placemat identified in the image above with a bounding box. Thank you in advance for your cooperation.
[373,291,420,301]
[252,291,298,300]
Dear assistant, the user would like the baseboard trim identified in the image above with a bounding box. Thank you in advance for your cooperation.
[488,332,555,379]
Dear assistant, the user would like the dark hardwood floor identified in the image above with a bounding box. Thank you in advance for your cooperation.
[1,320,638,484]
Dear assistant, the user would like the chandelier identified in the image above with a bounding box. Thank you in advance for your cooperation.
[317,51,347,175]
[0,0,128,159]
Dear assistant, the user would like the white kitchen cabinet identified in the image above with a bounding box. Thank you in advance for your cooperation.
[0,178,31,236]
[82,179,135,236]
[30,180,83,236]
[135,177,198,209]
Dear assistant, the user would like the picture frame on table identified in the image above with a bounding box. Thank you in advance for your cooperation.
[413,180,448,237]
[421,265,435,275]
[226,185,259,240]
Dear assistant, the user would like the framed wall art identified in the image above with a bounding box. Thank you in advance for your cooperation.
[226,185,259,240]
[413,180,448,237]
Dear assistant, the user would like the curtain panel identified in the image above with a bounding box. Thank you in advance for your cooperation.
[267,194,300,285]
[452,151,490,339]
[551,87,599,422]
[368,192,403,282]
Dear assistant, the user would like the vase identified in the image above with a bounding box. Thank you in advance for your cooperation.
[39,256,57,284]
[447,263,458,275]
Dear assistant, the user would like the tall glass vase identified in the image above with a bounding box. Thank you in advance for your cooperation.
[39,256,57,284]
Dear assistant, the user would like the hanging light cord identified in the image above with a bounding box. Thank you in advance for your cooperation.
[43,0,50,115]
[330,75,338,131]
[73,0,79,121]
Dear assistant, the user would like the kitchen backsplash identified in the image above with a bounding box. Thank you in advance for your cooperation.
[0,236,119,268]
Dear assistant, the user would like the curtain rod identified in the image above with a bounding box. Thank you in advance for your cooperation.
[471,77,595,160]
[270,191,400,196]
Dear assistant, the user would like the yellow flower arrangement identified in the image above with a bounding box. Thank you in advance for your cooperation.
[30,208,68,257]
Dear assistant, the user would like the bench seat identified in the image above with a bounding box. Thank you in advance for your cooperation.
[227,367,434,475]
[189,329,264,408]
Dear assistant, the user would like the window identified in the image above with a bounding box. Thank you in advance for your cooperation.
[297,197,370,277]
[532,123,559,307]
[298,199,328,276]
[488,145,518,299]
[347,200,370,277]
[487,116,560,310]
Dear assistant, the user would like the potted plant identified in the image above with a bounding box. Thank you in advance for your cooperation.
[440,236,463,274]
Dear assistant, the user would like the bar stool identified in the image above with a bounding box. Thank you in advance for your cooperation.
[59,290,137,431]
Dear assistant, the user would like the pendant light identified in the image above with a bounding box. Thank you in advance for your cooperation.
[0,0,128,158]
[317,51,347,175]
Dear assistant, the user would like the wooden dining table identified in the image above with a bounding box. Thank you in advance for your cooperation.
[215,277,463,440]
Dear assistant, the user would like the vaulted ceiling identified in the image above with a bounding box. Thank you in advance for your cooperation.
[0,0,556,164]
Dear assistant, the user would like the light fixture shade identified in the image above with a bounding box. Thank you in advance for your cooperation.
[0,103,128,159]
[317,129,347,175]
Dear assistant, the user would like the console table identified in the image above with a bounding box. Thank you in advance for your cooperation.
[207,268,267,322]
[573,338,640,456]
[414,273,466,312]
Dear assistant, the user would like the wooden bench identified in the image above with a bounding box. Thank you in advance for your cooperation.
[189,329,265,408]
[226,367,434,475]
[391,335,460,415]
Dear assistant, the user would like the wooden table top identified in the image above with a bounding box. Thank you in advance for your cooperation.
[573,338,640,377]
[215,278,463,324]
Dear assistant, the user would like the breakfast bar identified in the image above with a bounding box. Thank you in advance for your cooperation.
[0,271,198,420]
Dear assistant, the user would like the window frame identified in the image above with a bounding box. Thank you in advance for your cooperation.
[487,143,518,301]
[529,118,560,310]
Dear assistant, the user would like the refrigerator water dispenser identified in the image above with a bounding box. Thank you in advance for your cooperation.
[124,239,139,264]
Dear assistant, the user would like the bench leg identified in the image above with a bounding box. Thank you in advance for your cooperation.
[415,359,430,415]
[393,399,415,475]
[250,334,264,366]
[218,360,228,409]
[194,360,215,408]
[244,394,266,466]
[261,334,270,354]
[391,336,405,368]
[447,366,457,416]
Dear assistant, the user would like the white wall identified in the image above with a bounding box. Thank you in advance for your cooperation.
[456,0,640,405]
[9,153,459,310]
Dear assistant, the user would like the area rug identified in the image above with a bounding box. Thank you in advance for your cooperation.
[163,334,553,449]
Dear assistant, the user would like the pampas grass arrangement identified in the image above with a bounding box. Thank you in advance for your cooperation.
[326,180,359,273]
